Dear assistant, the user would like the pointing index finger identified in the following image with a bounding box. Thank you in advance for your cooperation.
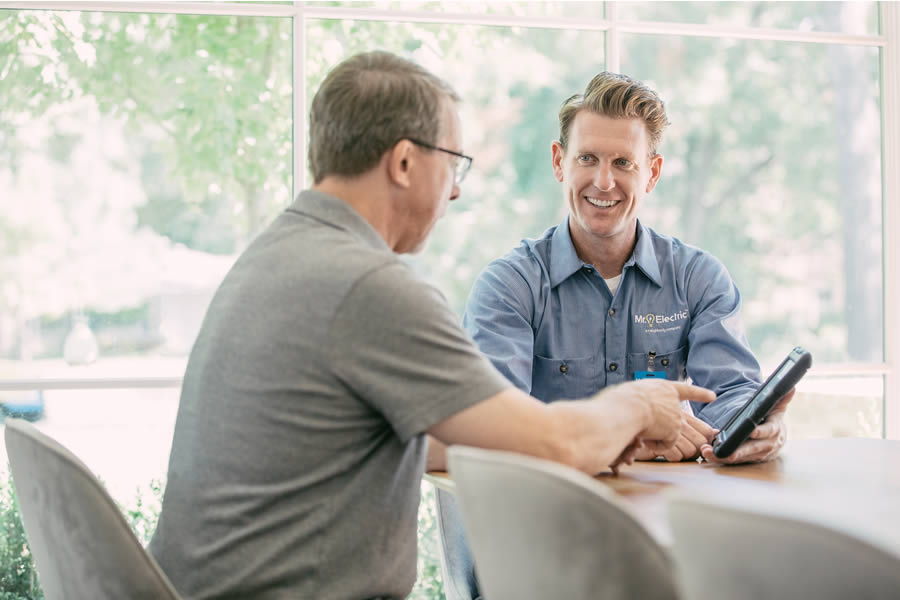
[671,382,716,404]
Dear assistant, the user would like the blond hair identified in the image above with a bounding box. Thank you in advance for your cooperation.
[558,72,669,155]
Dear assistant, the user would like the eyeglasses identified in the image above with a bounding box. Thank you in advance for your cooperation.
[405,138,473,185]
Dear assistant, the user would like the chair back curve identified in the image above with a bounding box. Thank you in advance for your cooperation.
[447,445,680,600]
[4,418,182,600]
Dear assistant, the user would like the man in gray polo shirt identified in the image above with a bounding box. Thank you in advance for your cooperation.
[149,51,713,600]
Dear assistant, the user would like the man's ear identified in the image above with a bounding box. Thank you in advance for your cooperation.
[645,153,663,193]
[551,141,565,183]
[388,140,415,188]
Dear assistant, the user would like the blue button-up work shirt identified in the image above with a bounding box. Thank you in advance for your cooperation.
[463,218,762,429]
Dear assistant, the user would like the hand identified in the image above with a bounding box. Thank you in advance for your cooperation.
[634,413,718,462]
[611,380,715,456]
[700,388,795,465]
[609,439,644,474]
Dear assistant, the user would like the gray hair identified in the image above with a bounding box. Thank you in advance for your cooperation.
[309,51,460,184]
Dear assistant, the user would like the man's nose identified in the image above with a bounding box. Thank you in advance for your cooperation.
[449,182,461,202]
[594,164,615,192]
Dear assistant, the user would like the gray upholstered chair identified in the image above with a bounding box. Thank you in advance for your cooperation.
[667,492,900,600]
[447,445,680,600]
[434,488,481,600]
[4,418,182,600]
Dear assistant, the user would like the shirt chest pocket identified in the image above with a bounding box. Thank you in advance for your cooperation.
[626,345,688,381]
[531,355,600,402]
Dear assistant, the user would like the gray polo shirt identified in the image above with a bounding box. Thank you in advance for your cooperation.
[149,190,510,600]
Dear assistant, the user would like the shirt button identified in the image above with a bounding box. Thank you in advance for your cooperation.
[661,358,670,367]
[608,308,616,317]
[609,363,618,372]
[560,364,569,374]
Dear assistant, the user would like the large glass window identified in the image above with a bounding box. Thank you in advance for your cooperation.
[0,5,291,492]
[0,3,895,598]
[620,34,883,365]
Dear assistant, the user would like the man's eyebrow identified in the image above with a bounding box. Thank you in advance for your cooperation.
[574,148,637,159]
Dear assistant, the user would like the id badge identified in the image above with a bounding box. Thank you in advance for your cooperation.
[635,370,665,380]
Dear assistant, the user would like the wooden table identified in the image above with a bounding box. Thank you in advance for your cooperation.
[425,438,900,548]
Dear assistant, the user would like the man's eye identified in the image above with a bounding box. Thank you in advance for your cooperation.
[577,155,594,163]
[614,158,631,167]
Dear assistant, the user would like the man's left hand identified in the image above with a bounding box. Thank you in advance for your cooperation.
[631,413,718,463]
[700,388,795,464]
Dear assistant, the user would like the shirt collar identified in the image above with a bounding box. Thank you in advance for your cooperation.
[548,217,662,288]
[549,217,587,288]
[286,189,391,252]
[628,220,663,287]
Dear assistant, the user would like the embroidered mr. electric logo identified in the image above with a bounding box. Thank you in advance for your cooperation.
[634,309,688,332]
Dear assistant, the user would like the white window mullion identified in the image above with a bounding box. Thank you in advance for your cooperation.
[0,1,297,17]
[294,7,306,197]
[881,0,900,440]
[605,1,620,72]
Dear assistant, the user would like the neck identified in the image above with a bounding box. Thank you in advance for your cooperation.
[313,171,400,251]
[569,221,638,279]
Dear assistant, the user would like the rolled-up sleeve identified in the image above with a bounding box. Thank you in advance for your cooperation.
[685,255,763,429]
[463,261,536,394]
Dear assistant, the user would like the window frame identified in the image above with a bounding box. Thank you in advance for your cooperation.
[0,0,896,438]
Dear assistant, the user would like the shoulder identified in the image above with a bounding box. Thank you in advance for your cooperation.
[349,259,445,309]
[644,226,732,283]
[477,226,555,290]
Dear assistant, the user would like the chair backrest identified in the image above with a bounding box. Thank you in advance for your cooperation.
[447,445,679,600]
[667,493,900,600]
[434,487,481,600]
[4,418,182,600]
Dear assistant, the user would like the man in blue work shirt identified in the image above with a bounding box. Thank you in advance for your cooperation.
[463,71,791,465]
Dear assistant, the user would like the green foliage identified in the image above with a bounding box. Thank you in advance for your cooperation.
[119,478,165,547]
[0,472,43,600]
[0,471,444,600]
[409,484,445,600]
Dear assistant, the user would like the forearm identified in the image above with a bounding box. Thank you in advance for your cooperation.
[547,386,650,474]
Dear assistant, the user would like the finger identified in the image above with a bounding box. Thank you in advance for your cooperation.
[750,410,786,439]
[670,382,716,404]
[750,421,778,439]
[700,444,718,463]
[643,439,678,455]
[661,446,684,462]
[682,416,717,446]
[680,426,709,451]
[720,438,778,464]
[674,427,701,459]
[684,414,718,441]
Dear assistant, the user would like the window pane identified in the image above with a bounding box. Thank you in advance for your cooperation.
[314,1,605,18]
[618,2,879,35]
[787,375,883,438]
[306,19,605,312]
[620,34,882,366]
[0,387,178,503]
[0,10,292,380]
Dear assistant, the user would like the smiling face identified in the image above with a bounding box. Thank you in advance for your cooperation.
[551,111,663,258]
